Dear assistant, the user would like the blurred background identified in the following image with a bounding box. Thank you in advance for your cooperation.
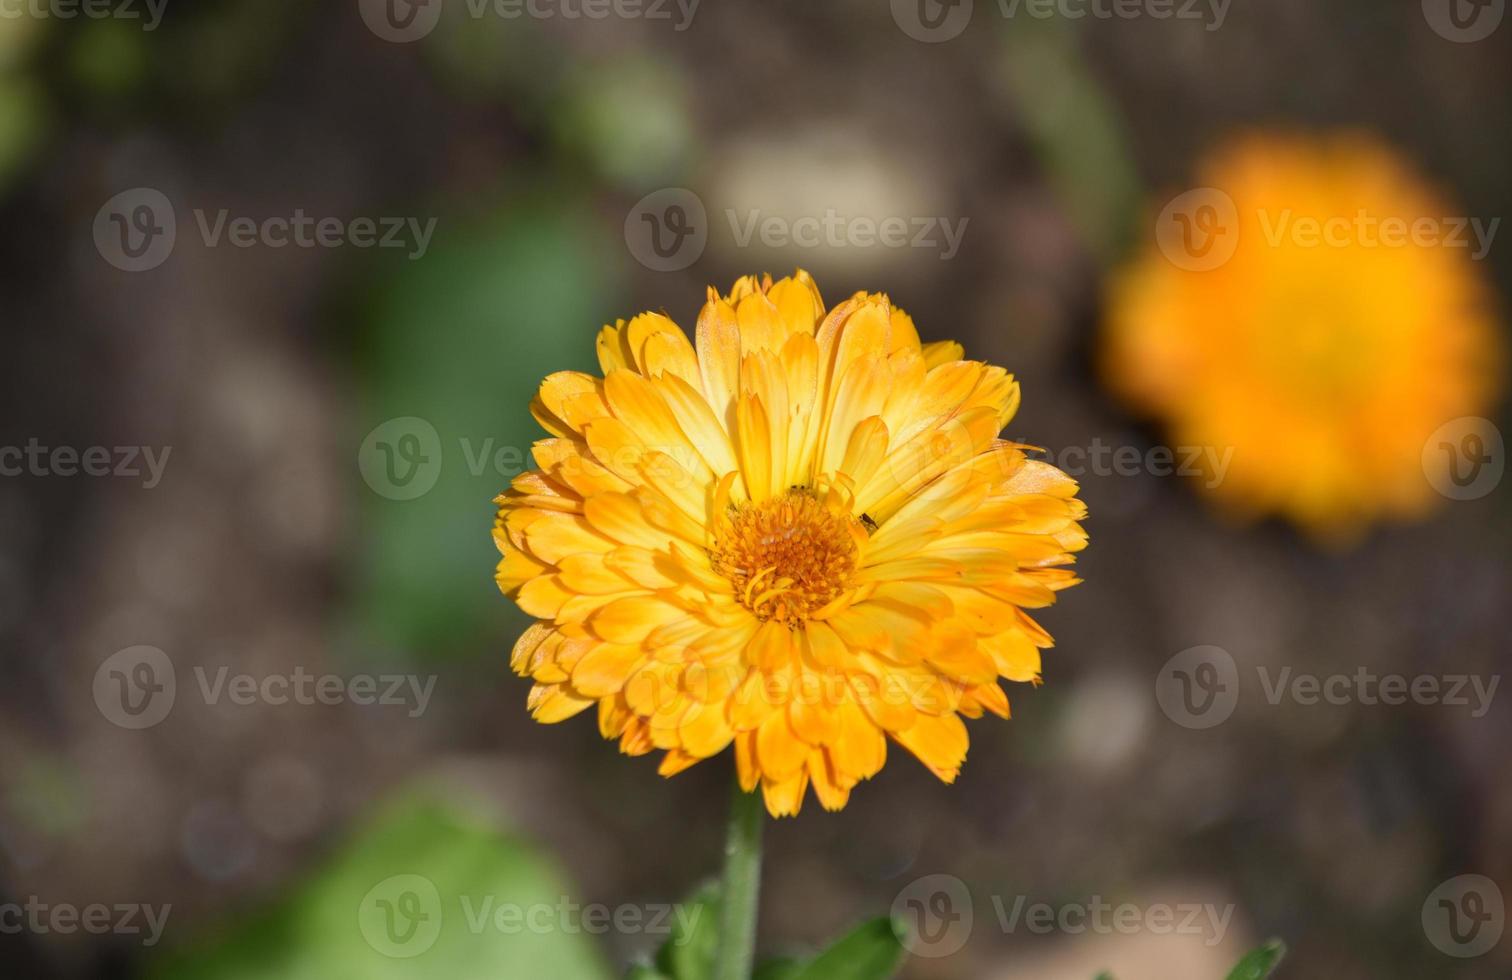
[2,0,1509,978]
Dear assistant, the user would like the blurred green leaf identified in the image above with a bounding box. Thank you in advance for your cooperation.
[551,55,694,191]
[0,76,49,192]
[625,965,674,980]
[1225,940,1286,980]
[789,918,906,980]
[149,793,612,980]
[0,13,44,71]
[69,21,150,101]
[654,880,721,980]
[998,21,1142,263]
[752,959,804,980]
[176,0,303,105]
[350,195,617,661]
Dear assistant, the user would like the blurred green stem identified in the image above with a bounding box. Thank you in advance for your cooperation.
[714,780,763,980]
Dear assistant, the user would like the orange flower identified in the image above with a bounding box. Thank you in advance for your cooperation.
[1103,133,1504,541]
[495,272,1087,816]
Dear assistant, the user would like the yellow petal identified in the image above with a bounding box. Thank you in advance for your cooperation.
[696,289,741,423]
[736,393,777,502]
[807,749,851,811]
[735,731,760,791]
[767,270,825,339]
[680,701,736,757]
[893,712,968,782]
[528,684,595,724]
[831,700,887,781]
[583,493,676,551]
[592,596,684,644]
[761,772,808,818]
[572,643,647,698]
[756,709,808,780]
[921,339,964,368]
[748,619,796,672]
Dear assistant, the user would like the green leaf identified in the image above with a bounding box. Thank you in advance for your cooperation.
[998,20,1142,264]
[625,966,673,980]
[147,791,612,980]
[752,960,803,980]
[348,194,618,662]
[654,881,721,980]
[790,918,906,980]
[1225,940,1287,980]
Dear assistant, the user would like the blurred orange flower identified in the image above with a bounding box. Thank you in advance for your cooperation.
[494,272,1087,816]
[1103,133,1504,542]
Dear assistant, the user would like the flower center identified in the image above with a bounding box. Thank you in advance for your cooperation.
[711,489,862,627]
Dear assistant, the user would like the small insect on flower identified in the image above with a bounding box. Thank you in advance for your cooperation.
[1103,133,1505,543]
[494,272,1088,816]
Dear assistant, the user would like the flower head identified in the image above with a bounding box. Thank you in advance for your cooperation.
[495,271,1087,816]
[1103,133,1504,541]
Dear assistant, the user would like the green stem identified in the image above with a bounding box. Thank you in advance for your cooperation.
[714,779,764,980]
